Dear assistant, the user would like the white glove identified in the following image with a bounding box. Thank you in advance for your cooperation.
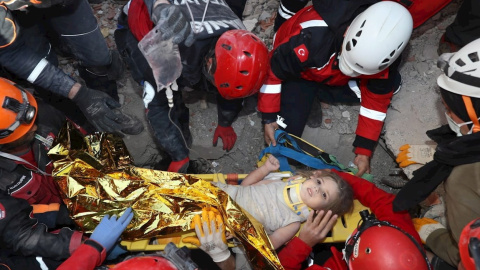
[193,209,231,263]
[396,144,436,168]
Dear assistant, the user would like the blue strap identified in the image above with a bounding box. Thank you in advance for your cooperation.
[259,131,342,173]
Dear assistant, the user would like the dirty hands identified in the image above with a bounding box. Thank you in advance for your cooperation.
[72,86,143,135]
[299,210,338,247]
[396,144,436,168]
[264,122,278,146]
[183,208,230,263]
[354,154,370,177]
[213,125,237,152]
[90,208,134,252]
[152,3,195,46]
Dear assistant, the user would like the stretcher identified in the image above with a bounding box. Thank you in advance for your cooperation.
[120,173,369,251]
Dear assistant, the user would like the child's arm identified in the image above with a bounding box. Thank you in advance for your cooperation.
[241,155,280,186]
[269,221,301,249]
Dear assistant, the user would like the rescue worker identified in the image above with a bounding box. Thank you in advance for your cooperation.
[295,170,429,270]
[0,78,65,205]
[59,234,197,270]
[0,196,132,270]
[259,0,413,177]
[394,38,480,269]
[0,0,143,134]
[115,0,268,173]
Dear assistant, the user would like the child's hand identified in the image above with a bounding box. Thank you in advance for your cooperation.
[264,155,280,172]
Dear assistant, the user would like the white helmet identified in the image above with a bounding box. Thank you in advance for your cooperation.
[338,1,413,76]
[437,38,480,97]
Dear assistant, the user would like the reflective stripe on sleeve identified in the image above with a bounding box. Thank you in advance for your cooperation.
[27,58,48,84]
[300,20,327,29]
[360,106,386,121]
[260,84,281,94]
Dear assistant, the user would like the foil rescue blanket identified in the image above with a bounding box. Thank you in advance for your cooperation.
[48,122,283,269]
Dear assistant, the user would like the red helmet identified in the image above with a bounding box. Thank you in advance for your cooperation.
[213,30,269,100]
[0,78,37,144]
[345,211,431,270]
[111,256,178,270]
[459,218,480,270]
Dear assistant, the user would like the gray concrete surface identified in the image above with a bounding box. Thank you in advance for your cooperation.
[86,0,462,194]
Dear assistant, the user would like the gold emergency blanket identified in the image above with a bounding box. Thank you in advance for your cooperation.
[49,122,283,270]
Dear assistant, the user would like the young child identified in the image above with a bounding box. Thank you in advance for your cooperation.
[213,155,354,249]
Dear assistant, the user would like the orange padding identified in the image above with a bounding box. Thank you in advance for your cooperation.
[226,174,239,185]
[32,203,60,214]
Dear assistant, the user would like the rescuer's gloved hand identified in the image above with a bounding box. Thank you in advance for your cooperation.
[412,217,445,244]
[182,208,230,263]
[151,3,195,46]
[90,208,134,252]
[72,86,144,135]
[213,125,237,152]
[396,144,436,168]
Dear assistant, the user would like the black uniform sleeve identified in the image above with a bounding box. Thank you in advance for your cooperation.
[0,5,76,97]
[216,93,243,127]
[0,194,76,261]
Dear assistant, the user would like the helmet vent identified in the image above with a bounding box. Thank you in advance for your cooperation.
[456,59,466,67]
[235,86,243,90]
[360,20,366,28]
[243,51,252,58]
[222,44,232,51]
[240,70,249,75]
[389,50,396,57]
[397,42,404,50]
[365,248,371,254]
[352,39,357,47]
[468,52,479,63]
[355,63,364,69]
[346,41,352,51]
[355,30,362,37]
[378,63,388,71]
[220,83,229,88]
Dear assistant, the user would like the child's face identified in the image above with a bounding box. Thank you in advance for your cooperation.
[300,176,339,211]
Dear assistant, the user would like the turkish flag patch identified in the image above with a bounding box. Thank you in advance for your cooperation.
[294,44,309,62]
[0,203,5,220]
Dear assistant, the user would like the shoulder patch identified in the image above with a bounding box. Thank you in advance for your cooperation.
[294,44,309,63]
[0,203,5,220]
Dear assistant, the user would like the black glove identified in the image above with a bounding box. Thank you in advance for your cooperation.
[151,3,195,46]
[72,86,144,134]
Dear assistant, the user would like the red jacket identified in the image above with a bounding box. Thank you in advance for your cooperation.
[57,239,106,270]
[278,170,421,270]
[258,6,396,157]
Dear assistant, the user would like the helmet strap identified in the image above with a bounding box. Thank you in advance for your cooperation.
[462,96,480,133]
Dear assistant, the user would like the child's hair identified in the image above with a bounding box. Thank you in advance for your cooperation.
[297,169,354,216]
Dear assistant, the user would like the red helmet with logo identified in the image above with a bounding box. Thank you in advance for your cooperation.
[0,78,37,144]
[344,211,431,270]
[213,30,269,100]
[459,218,480,270]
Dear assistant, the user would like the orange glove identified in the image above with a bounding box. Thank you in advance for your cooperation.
[412,217,445,244]
[396,144,436,168]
